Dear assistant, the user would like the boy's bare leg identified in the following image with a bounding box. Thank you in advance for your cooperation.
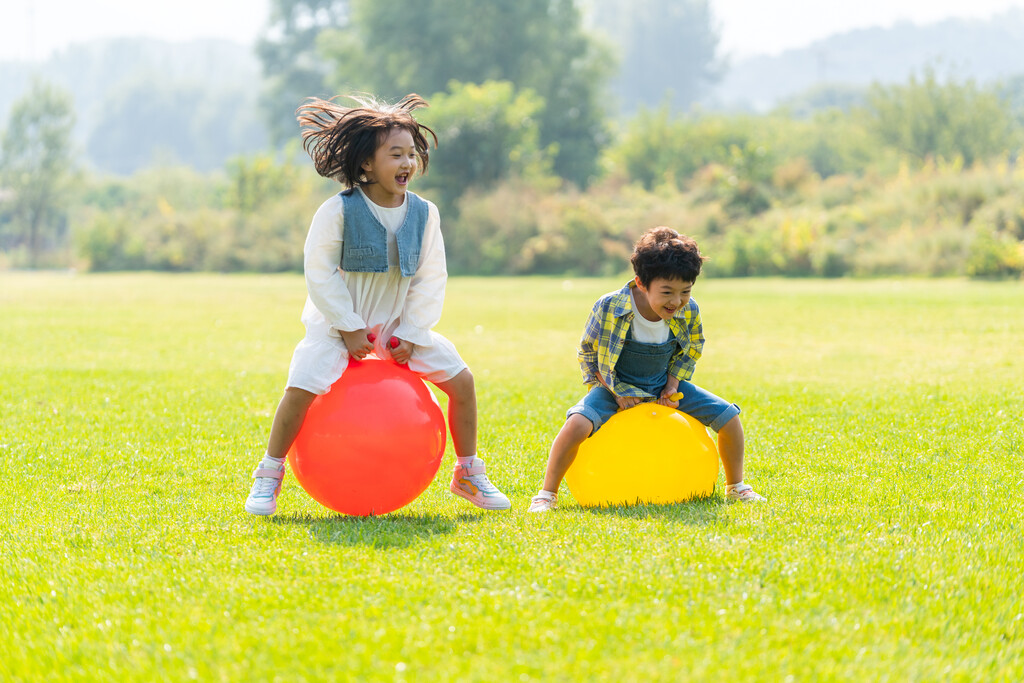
[717,415,745,486]
[541,414,594,493]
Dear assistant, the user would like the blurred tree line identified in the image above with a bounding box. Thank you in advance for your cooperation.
[0,39,267,176]
[1,0,1023,277]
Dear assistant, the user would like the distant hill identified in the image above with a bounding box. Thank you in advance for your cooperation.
[4,12,1024,173]
[705,9,1024,111]
[0,38,267,174]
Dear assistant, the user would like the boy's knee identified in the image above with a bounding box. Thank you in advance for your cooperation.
[720,414,742,434]
[563,413,595,441]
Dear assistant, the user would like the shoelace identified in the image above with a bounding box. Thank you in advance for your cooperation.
[465,473,499,494]
[252,474,279,498]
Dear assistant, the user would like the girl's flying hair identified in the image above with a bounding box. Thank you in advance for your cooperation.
[296,93,438,186]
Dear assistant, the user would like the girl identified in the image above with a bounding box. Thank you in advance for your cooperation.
[245,93,510,515]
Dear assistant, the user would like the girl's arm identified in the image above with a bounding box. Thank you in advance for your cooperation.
[303,200,367,335]
[393,203,446,348]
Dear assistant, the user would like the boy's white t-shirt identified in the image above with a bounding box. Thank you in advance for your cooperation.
[629,289,671,344]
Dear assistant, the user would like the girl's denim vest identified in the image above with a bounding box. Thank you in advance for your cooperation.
[339,188,429,277]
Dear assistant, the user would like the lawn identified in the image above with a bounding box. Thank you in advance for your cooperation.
[1,272,1022,681]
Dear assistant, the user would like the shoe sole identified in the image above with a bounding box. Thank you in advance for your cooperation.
[450,485,511,510]
[245,501,277,516]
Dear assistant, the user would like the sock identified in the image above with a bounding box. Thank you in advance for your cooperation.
[262,454,286,468]
[456,455,479,466]
[536,490,557,500]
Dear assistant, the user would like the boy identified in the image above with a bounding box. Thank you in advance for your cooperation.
[528,226,765,512]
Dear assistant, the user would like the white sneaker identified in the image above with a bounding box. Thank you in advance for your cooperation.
[450,459,511,510]
[527,494,557,513]
[726,483,766,502]
[245,459,285,515]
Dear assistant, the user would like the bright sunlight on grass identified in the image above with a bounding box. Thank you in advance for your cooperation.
[2,272,1022,680]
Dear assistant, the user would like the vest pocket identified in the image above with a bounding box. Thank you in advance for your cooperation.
[348,247,376,257]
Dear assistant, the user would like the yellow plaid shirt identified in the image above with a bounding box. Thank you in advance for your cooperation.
[578,281,705,398]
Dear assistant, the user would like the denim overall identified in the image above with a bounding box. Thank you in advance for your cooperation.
[617,329,675,398]
[568,328,740,434]
[339,189,429,276]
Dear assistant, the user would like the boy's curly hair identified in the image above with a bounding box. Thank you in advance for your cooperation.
[630,226,706,287]
[296,93,438,187]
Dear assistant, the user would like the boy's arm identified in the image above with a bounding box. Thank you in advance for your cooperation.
[578,298,649,401]
[304,201,367,335]
[577,301,604,386]
[393,203,446,349]
[667,307,705,382]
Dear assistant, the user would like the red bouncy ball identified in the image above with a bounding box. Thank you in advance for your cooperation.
[288,357,446,515]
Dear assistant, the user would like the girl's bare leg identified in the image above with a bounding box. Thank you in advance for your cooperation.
[266,387,317,459]
[434,368,476,458]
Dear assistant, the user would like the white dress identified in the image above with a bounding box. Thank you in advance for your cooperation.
[286,188,467,394]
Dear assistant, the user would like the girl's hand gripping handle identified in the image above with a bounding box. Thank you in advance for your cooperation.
[342,329,375,360]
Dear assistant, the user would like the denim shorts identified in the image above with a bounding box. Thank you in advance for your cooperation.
[567,380,740,435]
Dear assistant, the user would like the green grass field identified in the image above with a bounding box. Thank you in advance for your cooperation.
[2,272,1023,681]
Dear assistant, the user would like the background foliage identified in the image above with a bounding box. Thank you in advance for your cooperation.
[1,0,1023,277]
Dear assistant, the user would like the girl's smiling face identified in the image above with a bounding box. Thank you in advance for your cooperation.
[633,276,693,322]
[360,127,418,207]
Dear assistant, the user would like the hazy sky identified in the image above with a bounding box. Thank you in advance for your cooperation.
[714,0,1024,57]
[2,0,1024,63]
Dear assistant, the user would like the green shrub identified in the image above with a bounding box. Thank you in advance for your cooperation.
[416,80,555,215]
[446,181,631,276]
[966,227,1024,279]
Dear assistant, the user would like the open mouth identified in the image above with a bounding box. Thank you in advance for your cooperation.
[396,173,409,186]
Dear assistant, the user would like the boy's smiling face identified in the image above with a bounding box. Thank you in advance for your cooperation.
[633,276,693,322]
[361,127,418,207]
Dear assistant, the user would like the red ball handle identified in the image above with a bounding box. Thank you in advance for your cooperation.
[367,332,377,343]
[389,336,400,349]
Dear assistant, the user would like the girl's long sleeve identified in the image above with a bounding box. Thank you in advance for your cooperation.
[393,203,446,347]
[302,200,366,335]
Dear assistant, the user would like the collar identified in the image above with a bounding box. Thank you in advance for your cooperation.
[610,281,636,319]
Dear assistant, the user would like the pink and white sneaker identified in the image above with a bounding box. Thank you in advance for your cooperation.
[725,483,766,502]
[450,459,511,510]
[245,459,285,515]
[527,494,557,513]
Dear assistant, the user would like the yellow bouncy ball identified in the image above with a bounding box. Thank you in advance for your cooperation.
[565,404,719,507]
